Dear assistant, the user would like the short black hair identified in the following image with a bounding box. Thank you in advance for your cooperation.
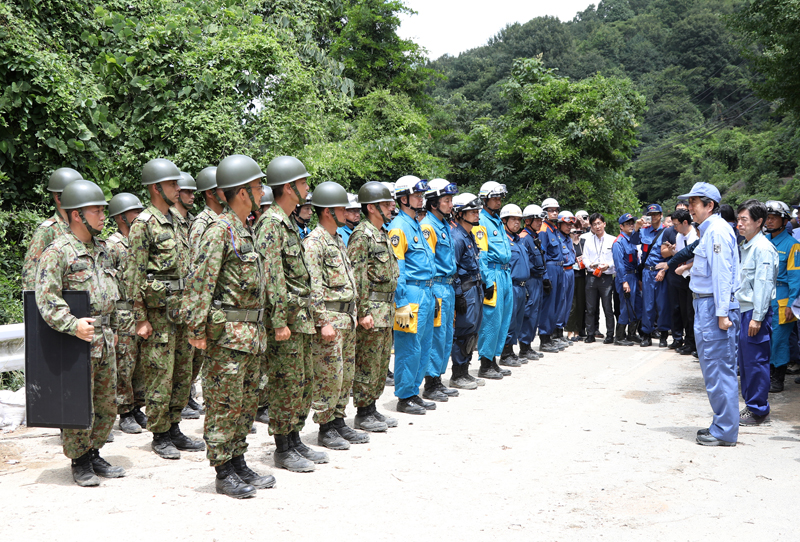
[671,209,691,225]
[588,212,605,225]
[272,184,285,199]
[720,203,735,222]
[737,199,767,227]
[222,186,244,204]
[699,196,720,214]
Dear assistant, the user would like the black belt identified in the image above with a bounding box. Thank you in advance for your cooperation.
[461,279,479,292]
[645,265,659,271]
[115,300,133,311]
[325,301,354,313]
[513,280,526,287]
[407,279,433,287]
[152,276,185,291]
[691,292,713,300]
[433,276,455,285]
[91,315,111,328]
[368,291,395,303]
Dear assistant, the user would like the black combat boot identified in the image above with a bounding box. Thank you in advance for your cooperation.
[181,404,200,419]
[434,375,459,396]
[422,375,449,402]
[132,407,147,429]
[449,363,478,390]
[290,431,329,463]
[397,396,426,415]
[230,454,275,489]
[668,338,683,350]
[354,404,388,432]
[119,411,142,434]
[214,461,256,499]
[614,324,633,346]
[410,395,436,410]
[71,450,100,487]
[371,402,398,427]
[659,331,669,348]
[640,332,652,347]
[492,357,511,377]
[478,356,503,380]
[274,434,315,472]
[332,417,370,444]
[317,421,350,450]
[770,364,787,393]
[187,396,205,414]
[255,406,270,425]
[603,329,615,344]
[152,431,180,460]
[499,344,522,367]
[518,342,539,360]
[91,449,126,478]
[628,324,640,343]
[539,335,560,353]
[169,423,205,452]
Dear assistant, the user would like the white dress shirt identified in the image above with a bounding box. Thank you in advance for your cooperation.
[582,232,615,275]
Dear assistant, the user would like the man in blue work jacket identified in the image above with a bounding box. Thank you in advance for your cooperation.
[555,211,577,346]
[474,181,513,379]
[449,193,491,386]
[613,214,642,345]
[636,203,672,347]
[519,204,547,359]
[421,178,459,401]
[764,200,800,392]
[500,204,531,367]
[682,182,741,446]
[336,193,361,246]
[538,198,566,353]
[387,175,437,415]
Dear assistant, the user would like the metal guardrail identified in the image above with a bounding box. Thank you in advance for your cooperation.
[0,324,24,373]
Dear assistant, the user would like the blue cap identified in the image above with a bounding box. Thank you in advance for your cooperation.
[678,182,721,203]
[618,213,634,225]
[646,203,662,214]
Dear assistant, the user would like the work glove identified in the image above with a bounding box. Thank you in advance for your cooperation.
[455,295,467,315]
[484,284,495,301]
[395,305,413,329]
[542,279,552,295]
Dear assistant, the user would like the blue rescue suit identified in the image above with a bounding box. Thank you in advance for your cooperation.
[474,209,512,360]
[612,232,640,326]
[505,230,531,346]
[538,221,565,337]
[421,213,457,378]
[388,211,436,400]
[451,223,484,367]
[519,227,546,346]
[337,224,354,246]
[767,229,800,368]
[556,229,576,329]
[635,224,672,335]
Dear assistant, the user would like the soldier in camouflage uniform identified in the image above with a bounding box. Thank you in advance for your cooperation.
[348,182,399,432]
[106,193,147,434]
[22,168,83,290]
[184,155,274,499]
[35,180,126,487]
[304,182,369,450]
[253,186,274,426]
[126,158,204,459]
[257,156,328,472]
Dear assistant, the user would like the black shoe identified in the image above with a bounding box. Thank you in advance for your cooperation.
[255,406,270,425]
[603,335,614,345]
[289,431,329,463]
[152,432,180,460]
[433,375,459,396]
[640,334,652,347]
[492,358,512,377]
[518,342,537,360]
[659,331,669,348]
[614,324,634,346]
[770,364,787,393]
[584,335,596,344]
[169,423,205,452]
[274,434,315,472]
[230,454,275,489]
[215,461,257,499]
[572,335,586,342]
[668,339,683,350]
[132,407,147,429]
[71,450,100,487]
[538,335,560,353]
[739,407,771,426]
[354,406,389,432]
[449,363,478,390]
[397,397,426,415]
[331,418,370,444]
[696,432,736,447]
[385,369,395,387]
[181,405,200,419]
[410,394,436,410]
[627,325,640,344]
[499,345,522,367]
[595,332,604,339]
[422,376,449,402]
[119,412,142,434]
[478,356,504,379]
[786,362,800,375]
[91,449,125,478]
[370,402,398,427]
[317,422,350,450]
[187,396,205,414]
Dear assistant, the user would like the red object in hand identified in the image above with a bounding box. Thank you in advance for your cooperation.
[593,267,602,277]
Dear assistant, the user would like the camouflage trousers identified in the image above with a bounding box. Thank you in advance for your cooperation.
[140,308,194,433]
[63,331,116,459]
[266,332,312,436]
[201,343,260,467]
[311,327,356,424]
[353,326,392,408]
[116,313,145,414]
[257,336,270,408]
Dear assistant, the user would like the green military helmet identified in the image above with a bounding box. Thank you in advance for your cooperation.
[311,181,348,208]
[357,182,393,205]
[216,155,264,190]
[108,193,144,217]
[48,168,83,193]
[195,166,218,192]
[265,156,309,187]
[260,186,274,206]
[61,179,108,209]
[178,171,197,191]
[141,158,181,186]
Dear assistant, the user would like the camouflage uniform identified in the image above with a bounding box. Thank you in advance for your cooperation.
[303,226,358,424]
[188,206,219,392]
[35,232,119,459]
[252,210,271,408]
[183,210,267,466]
[347,220,399,408]
[256,205,318,436]
[22,213,69,290]
[171,208,198,391]
[106,232,145,414]
[126,204,192,434]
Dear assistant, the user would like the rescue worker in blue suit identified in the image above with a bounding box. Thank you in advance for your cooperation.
[500,204,532,368]
[682,182,741,446]
[555,211,577,346]
[518,204,547,359]
[613,213,642,344]
[387,175,437,415]
[635,204,672,347]
[420,178,459,401]
[538,198,566,353]
[474,181,513,379]
[449,193,490,387]
[336,193,360,246]
[764,200,800,392]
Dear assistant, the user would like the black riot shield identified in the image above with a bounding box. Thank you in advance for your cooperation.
[23,290,92,429]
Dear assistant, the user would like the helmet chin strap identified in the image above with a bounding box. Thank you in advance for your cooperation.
[289,181,304,205]
[155,183,174,206]
[244,186,259,213]
[346,218,359,229]
[79,209,103,237]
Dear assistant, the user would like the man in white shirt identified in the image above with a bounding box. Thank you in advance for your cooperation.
[582,213,623,344]
[670,208,698,355]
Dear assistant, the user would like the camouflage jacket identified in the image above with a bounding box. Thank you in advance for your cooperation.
[22,212,69,290]
[303,225,357,330]
[105,232,135,332]
[125,204,188,322]
[189,206,218,262]
[35,231,119,356]
[171,207,193,263]
[183,210,267,354]
[255,204,316,334]
[347,220,399,327]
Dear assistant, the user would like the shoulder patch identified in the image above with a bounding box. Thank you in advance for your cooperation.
[476,230,484,240]
[714,243,721,253]
[391,234,400,247]
[42,219,55,227]
[422,229,430,240]
[136,210,153,223]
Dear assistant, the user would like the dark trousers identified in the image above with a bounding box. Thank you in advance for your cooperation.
[675,277,695,348]
[667,274,684,340]
[566,272,585,334]
[738,308,772,417]
[585,273,615,336]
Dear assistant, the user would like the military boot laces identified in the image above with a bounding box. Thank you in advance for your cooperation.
[71,450,100,487]
[230,455,275,489]
[354,406,389,432]
[434,375,459,396]
[169,423,205,452]
[477,356,503,380]
[91,449,126,478]
[273,434,315,472]
[318,422,350,450]
[290,432,329,464]
[215,461,256,499]
[332,418,370,444]
[119,412,142,434]
[152,431,181,460]
[132,407,148,429]
[370,402,398,427]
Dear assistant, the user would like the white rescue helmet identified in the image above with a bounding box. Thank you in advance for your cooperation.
[766,200,791,220]
[557,210,576,223]
[426,178,458,198]
[499,204,523,220]
[394,175,429,197]
[541,197,560,210]
[381,182,395,198]
[479,181,507,199]
[523,204,545,219]
[453,193,482,212]
[346,193,360,210]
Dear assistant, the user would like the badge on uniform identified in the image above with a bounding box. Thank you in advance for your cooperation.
[476,231,484,240]
[413,236,419,243]
[714,244,721,253]
[441,232,446,239]
[391,235,400,247]
[493,230,498,236]
[423,230,430,240]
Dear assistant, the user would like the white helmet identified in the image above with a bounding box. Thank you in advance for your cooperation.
[346,193,360,210]
[499,204,523,220]
[479,181,507,199]
[541,197,559,210]
[381,181,396,198]
[453,193,482,212]
[576,210,589,219]
[426,178,458,198]
[395,175,429,197]
[557,210,576,223]
[766,200,791,220]
[523,204,545,219]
